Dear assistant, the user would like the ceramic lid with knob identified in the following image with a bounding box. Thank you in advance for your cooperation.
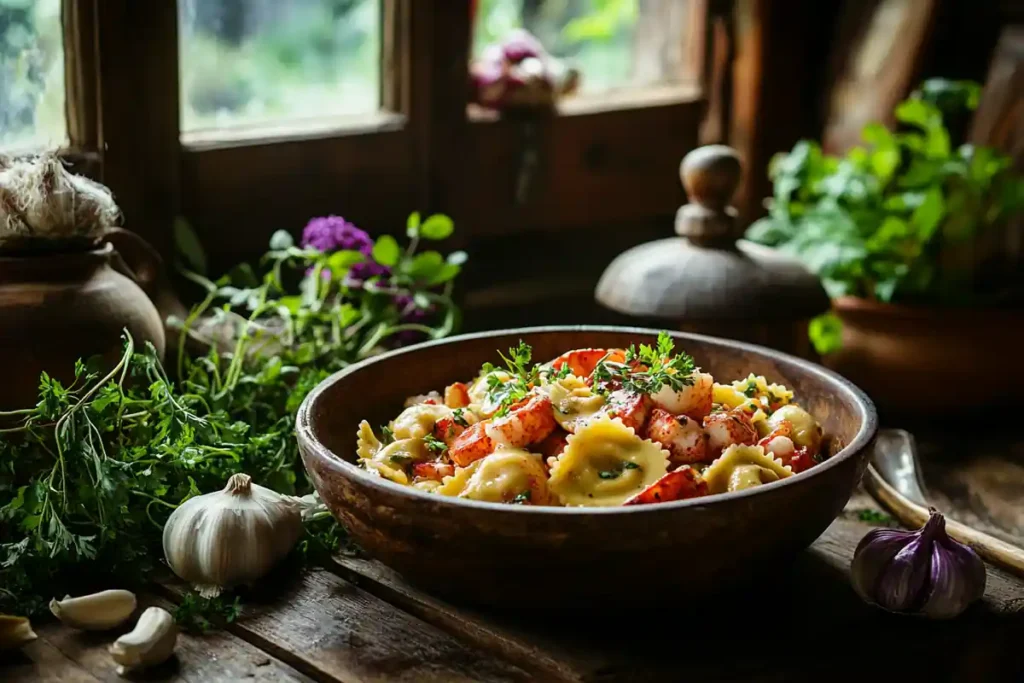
[595,144,829,322]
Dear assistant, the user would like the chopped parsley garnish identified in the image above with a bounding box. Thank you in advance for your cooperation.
[452,408,469,427]
[486,340,540,417]
[857,509,894,526]
[743,381,759,398]
[592,331,696,396]
[549,363,573,380]
[512,490,531,504]
[380,425,395,445]
[599,461,641,479]
[423,434,448,454]
[389,454,413,465]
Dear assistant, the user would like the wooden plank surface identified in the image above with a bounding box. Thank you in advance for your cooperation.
[329,511,1024,683]
[4,596,312,683]
[6,436,1024,683]
[159,569,533,683]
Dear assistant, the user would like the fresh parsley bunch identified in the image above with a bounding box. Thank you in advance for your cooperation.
[0,211,465,620]
[745,79,1024,354]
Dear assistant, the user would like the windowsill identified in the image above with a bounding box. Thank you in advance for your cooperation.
[466,82,704,123]
[180,110,407,151]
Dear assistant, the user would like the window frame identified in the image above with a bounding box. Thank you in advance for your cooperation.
[52,0,713,286]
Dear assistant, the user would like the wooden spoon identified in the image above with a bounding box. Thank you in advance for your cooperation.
[865,428,1024,578]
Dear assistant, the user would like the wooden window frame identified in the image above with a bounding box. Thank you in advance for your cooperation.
[54,0,714,299]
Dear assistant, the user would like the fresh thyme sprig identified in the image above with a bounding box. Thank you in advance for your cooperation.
[593,331,696,396]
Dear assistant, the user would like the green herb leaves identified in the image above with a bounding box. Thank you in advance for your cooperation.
[173,593,243,634]
[1,210,466,621]
[423,435,447,455]
[372,235,401,267]
[744,77,1024,341]
[808,312,843,356]
[487,341,540,417]
[598,461,640,480]
[593,332,695,396]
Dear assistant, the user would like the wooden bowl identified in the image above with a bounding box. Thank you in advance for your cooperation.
[297,326,877,608]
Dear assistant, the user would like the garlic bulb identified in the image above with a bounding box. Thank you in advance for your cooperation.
[109,606,177,675]
[0,614,37,651]
[0,152,120,249]
[163,473,303,596]
[851,508,987,619]
[49,589,137,630]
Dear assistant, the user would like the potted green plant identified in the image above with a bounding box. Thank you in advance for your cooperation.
[745,79,1024,419]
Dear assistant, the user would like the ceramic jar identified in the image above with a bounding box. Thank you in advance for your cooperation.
[0,230,166,410]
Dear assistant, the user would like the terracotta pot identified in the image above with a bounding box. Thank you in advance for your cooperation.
[823,296,1024,420]
[0,231,166,410]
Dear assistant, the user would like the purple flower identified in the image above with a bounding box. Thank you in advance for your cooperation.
[301,215,392,282]
[301,215,373,253]
[350,260,390,282]
[391,294,436,345]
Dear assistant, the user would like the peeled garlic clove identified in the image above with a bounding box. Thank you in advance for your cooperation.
[49,589,137,630]
[109,606,177,675]
[0,614,37,651]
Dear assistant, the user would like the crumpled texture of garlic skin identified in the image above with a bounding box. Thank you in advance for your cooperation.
[850,509,987,620]
[162,473,304,597]
[0,153,120,249]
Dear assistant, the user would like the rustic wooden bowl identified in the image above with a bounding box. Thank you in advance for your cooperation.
[297,326,877,609]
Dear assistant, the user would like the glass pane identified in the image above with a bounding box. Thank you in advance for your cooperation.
[472,0,691,95]
[178,0,381,134]
[0,0,67,150]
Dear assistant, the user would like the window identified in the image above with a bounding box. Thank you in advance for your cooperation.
[1,0,712,327]
[472,0,693,95]
[177,0,382,136]
[0,0,66,150]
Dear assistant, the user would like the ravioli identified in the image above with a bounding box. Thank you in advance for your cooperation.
[545,375,606,432]
[702,444,792,495]
[765,405,822,454]
[390,403,454,440]
[437,448,551,505]
[547,416,669,507]
[355,335,828,508]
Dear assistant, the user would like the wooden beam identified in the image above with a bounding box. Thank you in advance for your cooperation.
[95,0,181,258]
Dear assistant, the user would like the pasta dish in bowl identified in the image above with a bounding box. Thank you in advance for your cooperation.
[297,326,876,608]
[355,332,826,508]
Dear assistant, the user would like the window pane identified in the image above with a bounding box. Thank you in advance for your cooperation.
[178,0,380,134]
[472,0,691,95]
[0,0,67,150]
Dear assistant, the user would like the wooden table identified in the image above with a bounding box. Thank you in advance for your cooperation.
[6,437,1024,683]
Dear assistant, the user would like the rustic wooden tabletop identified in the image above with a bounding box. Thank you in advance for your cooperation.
[5,433,1024,683]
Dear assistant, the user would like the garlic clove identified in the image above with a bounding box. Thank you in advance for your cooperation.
[874,531,932,612]
[109,605,177,675]
[851,528,911,604]
[0,614,38,651]
[49,589,137,630]
[920,537,987,619]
